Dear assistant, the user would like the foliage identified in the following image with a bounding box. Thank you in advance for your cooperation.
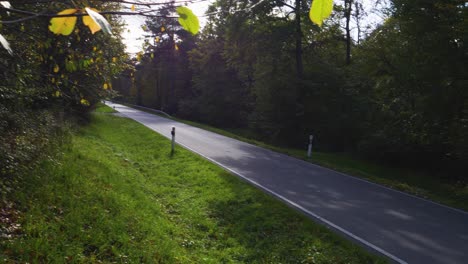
[0,109,67,180]
[353,0,468,176]
[119,0,468,183]
[123,1,197,114]
[187,37,250,127]
[0,1,127,179]
[0,1,200,53]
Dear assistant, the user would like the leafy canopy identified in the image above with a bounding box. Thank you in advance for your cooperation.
[49,8,112,36]
[1,1,334,54]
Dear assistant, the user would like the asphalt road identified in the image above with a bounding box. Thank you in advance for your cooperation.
[106,102,468,264]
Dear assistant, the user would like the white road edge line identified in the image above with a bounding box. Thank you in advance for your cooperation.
[115,100,468,216]
[176,142,409,264]
[293,157,468,216]
[107,102,408,264]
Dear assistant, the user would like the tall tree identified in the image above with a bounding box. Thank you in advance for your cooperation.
[354,0,468,173]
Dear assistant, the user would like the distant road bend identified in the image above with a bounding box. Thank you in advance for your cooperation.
[106,102,468,264]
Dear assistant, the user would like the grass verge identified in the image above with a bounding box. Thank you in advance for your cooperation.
[1,111,385,263]
[124,103,468,212]
[94,102,117,113]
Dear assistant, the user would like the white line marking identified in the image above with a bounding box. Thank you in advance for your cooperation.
[293,157,468,216]
[176,143,409,264]
[107,102,409,264]
[115,101,468,216]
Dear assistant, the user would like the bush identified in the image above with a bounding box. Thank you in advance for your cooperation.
[0,107,69,179]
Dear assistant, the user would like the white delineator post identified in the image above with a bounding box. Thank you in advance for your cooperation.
[171,126,176,155]
[307,135,314,158]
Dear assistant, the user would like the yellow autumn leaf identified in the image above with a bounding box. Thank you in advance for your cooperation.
[49,9,79,36]
[53,64,60,73]
[80,98,90,106]
[112,57,117,63]
[150,53,154,59]
[54,91,61,97]
[131,4,135,11]
[161,26,165,32]
[155,36,160,43]
[175,44,179,51]
[83,8,101,34]
[103,83,108,90]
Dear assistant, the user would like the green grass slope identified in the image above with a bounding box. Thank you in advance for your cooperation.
[1,110,385,263]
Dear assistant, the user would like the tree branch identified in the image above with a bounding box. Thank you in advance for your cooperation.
[0,7,178,24]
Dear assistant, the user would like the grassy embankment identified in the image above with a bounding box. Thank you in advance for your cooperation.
[127,103,468,212]
[1,104,385,263]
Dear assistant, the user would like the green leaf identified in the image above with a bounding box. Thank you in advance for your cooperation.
[0,33,12,55]
[309,0,333,27]
[85,7,113,35]
[176,6,200,35]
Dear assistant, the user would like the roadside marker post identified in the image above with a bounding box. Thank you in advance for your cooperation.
[171,126,176,155]
[307,135,313,158]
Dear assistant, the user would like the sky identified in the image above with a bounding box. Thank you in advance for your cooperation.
[121,0,386,54]
[121,1,213,54]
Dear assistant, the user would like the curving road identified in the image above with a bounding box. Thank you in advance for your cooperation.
[106,102,468,264]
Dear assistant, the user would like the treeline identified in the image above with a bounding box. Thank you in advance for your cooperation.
[116,0,468,179]
[0,1,126,182]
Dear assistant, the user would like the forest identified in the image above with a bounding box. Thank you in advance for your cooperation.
[1,0,467,192]
[0,0,467,262]
[115,0,468,182]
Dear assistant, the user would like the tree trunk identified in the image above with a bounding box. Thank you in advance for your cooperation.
[295,0,303,78]
[354,1,362,45]
[345,0,352,65]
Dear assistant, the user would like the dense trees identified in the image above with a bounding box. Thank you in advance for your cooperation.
[1,1,127,179]
[2,0,465,182]
[124,0,467,180]
[126,1,197,113]
[355,0,468,171]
